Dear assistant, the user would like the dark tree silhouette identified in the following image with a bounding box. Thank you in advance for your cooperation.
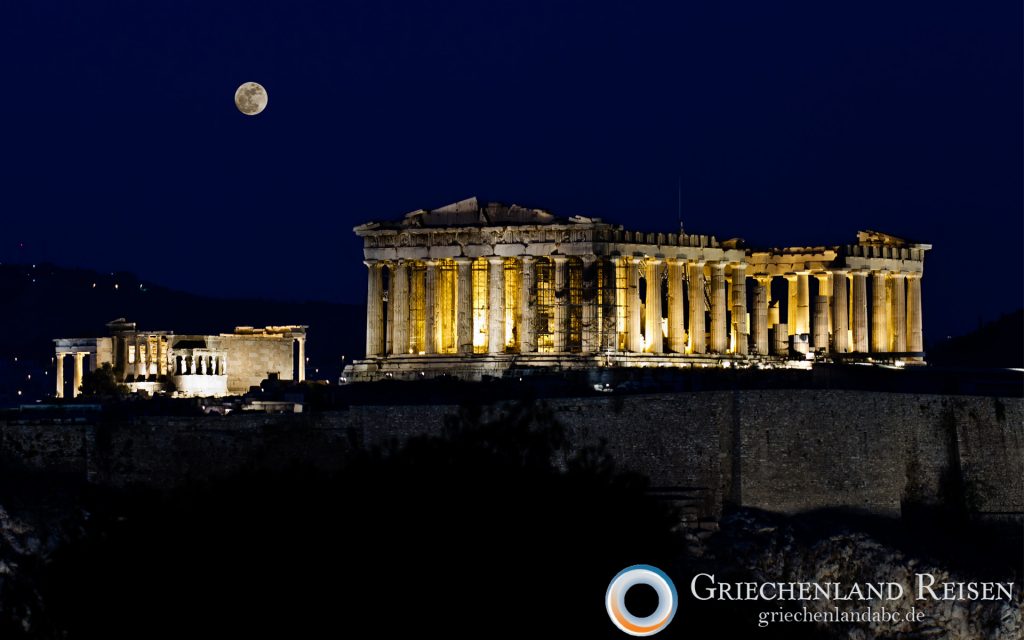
[77,363,126,398]
[40,402,684,639]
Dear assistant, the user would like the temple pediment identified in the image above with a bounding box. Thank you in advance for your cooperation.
[857,230,908,246]
[358,197,564,231]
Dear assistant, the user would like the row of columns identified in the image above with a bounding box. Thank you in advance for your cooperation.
[175,353,228,376]
[117,334,169,379]
[54,352,91,398]
[368,256,591,357]
[747,269,922,356]
[365,258,923,358]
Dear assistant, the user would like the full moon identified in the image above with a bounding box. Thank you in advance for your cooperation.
[234,82,268,116]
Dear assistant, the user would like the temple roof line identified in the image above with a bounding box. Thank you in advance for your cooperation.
[354,198,932,252]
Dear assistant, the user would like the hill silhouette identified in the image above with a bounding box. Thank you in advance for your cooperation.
[928,309,1023,369]
[0,263,364,404]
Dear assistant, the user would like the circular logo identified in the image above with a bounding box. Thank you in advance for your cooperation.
[605,564,678,637]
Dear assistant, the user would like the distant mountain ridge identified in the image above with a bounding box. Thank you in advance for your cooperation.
[927,309,1023,369]
[0,263,365,403]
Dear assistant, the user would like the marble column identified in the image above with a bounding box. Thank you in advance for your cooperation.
[118,336,129,379]
[552,255,568,352]
[624,257,642,352]
[364,260,385,357]
[815,272,832,338]
[687,261,706,354]
[870,271,889,353]
[456,258,474,355]
[731,263,748,355]
[155,337,163,376]
[135,335,146,378]
[391,261,410,355]
[785,274,798,336]
[518,257,536,353]
[73,352,84,398]
[424,260,438,355]
[385,266,394,356]
[891,272,907,352]
[851,271,869,353]
[644,259,663,353]
[297,338,306,381]
[884,274,895,352]
[487,257,505,354]
[830,270,849,353]
[581,255,598,353]
[666,258,686,353]
[601,258,618,351]
[751,276,770,355]
[771,323,788,356]
[796,272,810,335]
[709,262,727,353]
[55,354,64,398]
[812,296,829,351]
[907,273,923,354]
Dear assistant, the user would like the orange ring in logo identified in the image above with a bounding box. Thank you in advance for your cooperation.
[605,565,678,637]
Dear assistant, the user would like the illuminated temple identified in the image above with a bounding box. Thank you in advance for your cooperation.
[343,197,930,382]
[54,320,307,398]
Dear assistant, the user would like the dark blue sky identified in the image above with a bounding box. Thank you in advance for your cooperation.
[2,1,1020,341]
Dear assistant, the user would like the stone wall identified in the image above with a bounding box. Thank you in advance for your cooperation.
[1,391,1020,519]
[220,336,294,393]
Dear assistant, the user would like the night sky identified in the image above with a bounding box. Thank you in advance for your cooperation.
[1,1,1020,341]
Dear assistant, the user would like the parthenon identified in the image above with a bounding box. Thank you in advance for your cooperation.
[343,197,930,382]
